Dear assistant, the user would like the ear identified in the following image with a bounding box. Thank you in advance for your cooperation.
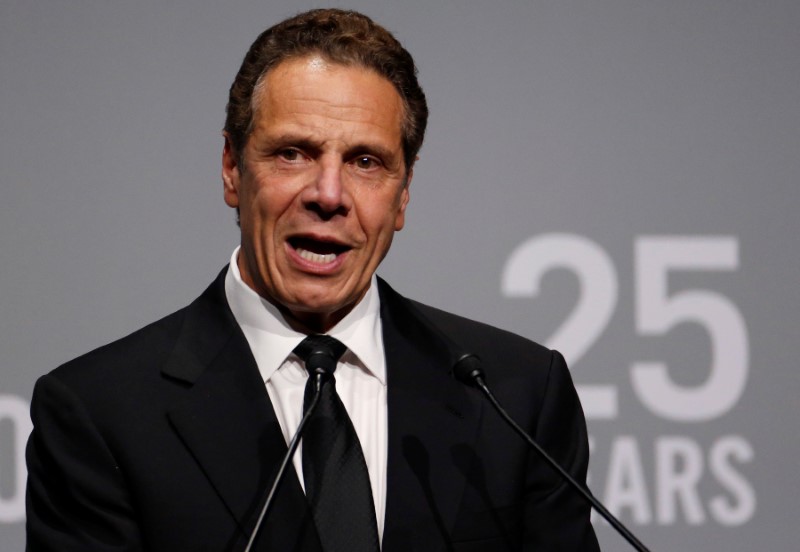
[394,166,413,231]
[222,133,241,208]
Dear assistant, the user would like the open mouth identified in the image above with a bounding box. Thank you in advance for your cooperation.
[289,237,350,264]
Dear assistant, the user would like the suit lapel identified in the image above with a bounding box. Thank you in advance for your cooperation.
[378,279,484,551]
[157,271,482,550]
[162,270,318,550]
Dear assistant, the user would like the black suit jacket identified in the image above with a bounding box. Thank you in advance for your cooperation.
[26,269,599,551]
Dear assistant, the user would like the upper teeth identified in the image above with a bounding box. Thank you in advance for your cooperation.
[297,248,337,264]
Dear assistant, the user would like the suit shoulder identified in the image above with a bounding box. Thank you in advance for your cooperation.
[47,305,188,387]
[377,278,555,366]
[397,295,578,430]
[408,299,556,367]
[46,270,229,388]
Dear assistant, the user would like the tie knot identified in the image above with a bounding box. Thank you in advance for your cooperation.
[293,335,347,377]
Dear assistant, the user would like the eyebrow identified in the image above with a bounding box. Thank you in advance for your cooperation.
[260,133,321,153]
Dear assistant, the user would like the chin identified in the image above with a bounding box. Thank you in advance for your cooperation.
[293,297,351,315]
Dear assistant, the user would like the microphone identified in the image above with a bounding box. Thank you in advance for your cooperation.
[243,353,333,552]
[452,355,652,552]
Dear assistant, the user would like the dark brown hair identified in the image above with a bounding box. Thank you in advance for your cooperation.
[224,9,428,170]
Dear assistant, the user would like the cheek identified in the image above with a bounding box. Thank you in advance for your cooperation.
[250,185,289,227]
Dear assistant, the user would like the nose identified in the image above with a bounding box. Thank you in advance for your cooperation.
[304,160,351,217]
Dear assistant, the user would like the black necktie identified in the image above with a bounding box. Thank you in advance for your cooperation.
[294,335,380,552]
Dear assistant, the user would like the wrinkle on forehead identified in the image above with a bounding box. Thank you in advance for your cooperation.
[252,55,404,129]
[256,59,403,139]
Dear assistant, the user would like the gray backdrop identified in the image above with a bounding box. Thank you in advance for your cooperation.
[2,1,798,550]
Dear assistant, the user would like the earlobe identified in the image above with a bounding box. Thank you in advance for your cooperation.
[222,134,241,208]
[394,179,411,231]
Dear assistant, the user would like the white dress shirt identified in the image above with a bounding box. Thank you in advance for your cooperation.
[224,247,388,540]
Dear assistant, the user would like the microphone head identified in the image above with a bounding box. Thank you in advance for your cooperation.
[452,353,484,387]
[306,348,337,378]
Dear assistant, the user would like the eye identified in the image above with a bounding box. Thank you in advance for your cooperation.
[277,148,304,162]
[353,156,380,170]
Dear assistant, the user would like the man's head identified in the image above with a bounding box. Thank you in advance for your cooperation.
[223,8,427,172]
[221,10,426,333]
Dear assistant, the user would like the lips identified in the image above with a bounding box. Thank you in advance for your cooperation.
[288,236,350,265]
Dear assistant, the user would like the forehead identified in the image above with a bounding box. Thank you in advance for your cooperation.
[251,56,405,136]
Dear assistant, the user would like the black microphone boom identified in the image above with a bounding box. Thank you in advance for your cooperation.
[452,355,652,552]
[243,368,329,552]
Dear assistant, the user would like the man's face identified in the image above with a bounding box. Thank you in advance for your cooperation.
[222,56,411,332]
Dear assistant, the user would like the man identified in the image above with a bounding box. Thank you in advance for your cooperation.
[26,9,599,551]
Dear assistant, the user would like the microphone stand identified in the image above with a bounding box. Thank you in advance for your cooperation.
[454,354,652,552]
[244,373,325,552]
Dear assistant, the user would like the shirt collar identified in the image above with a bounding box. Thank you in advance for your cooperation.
[224,247,386,385]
